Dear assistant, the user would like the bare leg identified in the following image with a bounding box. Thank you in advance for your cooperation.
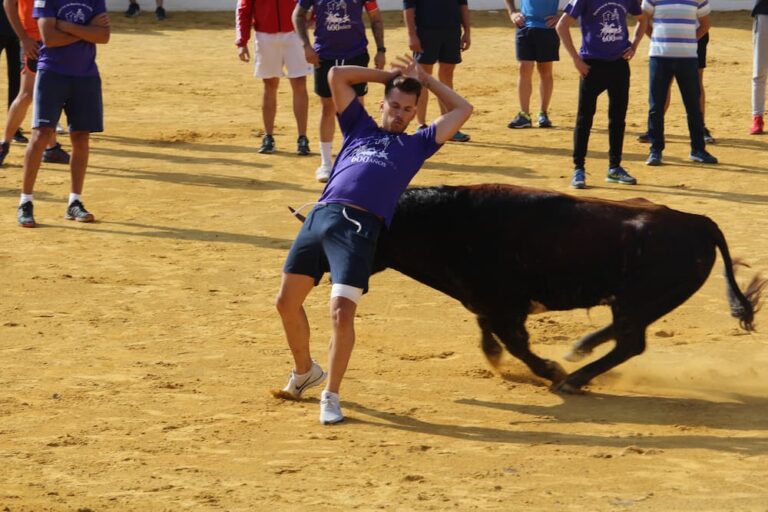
[21,127,54,194]
[262,77,279,135]
[436,62,456,116]
[518,61,534,113]
[537,61,553,113]
[68,131,89,195]
[416,63,434,126]
[325,296,358,394]
[288,76,308,137]
[276,273,317,374]
[319,96,335,144]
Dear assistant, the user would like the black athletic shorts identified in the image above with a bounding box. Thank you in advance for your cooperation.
[314,52,370,98]
[697,32,709,69]
[414,26,462,65]
[515,27,560,63]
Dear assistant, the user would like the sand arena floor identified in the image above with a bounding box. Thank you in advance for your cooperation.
[0,10,767,511]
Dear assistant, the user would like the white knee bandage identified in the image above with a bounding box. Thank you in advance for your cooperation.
[331,283,363,303]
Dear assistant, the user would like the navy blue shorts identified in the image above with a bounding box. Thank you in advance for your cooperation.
[33,69,103,132]
[516,27,560,63]
[315,52,369,98]
[283,203,383,292]
[414,26,462,65]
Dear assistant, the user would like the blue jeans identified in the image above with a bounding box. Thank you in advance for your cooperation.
[647,57,704,153]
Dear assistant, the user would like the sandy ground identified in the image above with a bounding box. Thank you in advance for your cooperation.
[1,10,768,512]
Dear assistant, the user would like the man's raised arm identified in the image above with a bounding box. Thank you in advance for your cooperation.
[328,65,398,114]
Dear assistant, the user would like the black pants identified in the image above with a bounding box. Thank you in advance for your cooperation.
[0,33,20,109]
[573,58,629,169]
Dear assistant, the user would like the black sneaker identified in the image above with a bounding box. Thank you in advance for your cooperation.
[12,128,28,143]
[42,143,70,164]
[689,149,718,164]
[507,112,532,129]
[258,134,275,154]
[297,135,310,156]
[17,201,35,228]
[65,200,95,223]
[646,150,662,166]
[0,141,9,166]
[155,6,166,20]
[125,2,140,17]
[637,132,650,143]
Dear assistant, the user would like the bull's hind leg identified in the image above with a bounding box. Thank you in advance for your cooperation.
[563,324,615,362]
[477,316,503,368]
[480,315,567,384]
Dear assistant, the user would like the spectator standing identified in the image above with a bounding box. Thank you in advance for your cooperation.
[752,0,768,134]
[125,0,165,21]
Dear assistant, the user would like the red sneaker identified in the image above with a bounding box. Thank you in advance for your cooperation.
[750,114,764,135]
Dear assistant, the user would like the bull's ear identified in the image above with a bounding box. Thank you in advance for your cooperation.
[288,206,306,223]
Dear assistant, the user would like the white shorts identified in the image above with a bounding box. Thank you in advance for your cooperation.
[254,31,313,79]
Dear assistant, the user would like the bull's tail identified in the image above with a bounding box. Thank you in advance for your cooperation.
[709,220,767,331]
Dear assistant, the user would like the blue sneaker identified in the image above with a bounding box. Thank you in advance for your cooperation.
[689,149,718,164]
[450,131,471,143]
[507,112,532,129]
[537,111,552,128]
[646,151,662,166]
[606,166,637,185]
[0,141,9,166]
[416,124,428,132]
[570,168,586,189]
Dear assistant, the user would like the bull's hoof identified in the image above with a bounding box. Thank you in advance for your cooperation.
[563,347,591,363]
[484,351,503,369]
[550,380,587,395]
[545,360,568,383]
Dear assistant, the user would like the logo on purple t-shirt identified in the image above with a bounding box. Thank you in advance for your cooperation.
[299,0,371,60]
[565,0,642,60]
[34,0,106,76]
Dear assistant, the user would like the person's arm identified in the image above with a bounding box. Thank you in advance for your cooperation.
[4,0,38,59]
[404,7,421,53]
[292,3,318,66]
[623,12,648,60]
[391,56,472,144]
[696,14,710,40]
[460,3,471,51]
[235,0,252,62]
[367,6,385,70]
[329,65,398,114]
[556,13,589,78]
[56,12,110,44]
[38,17,79,48]
[505,0,525,28]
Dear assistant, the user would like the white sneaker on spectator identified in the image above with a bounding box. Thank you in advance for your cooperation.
[315,164,331,183]
[56,123,67,134]
[319,390,344,425]
[282,361,326,399]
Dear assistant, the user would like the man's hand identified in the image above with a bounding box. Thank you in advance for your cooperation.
[238,45,250,62]
[408,33,422,53]
[510,12,525,27]
[374,50,386,70]
[623,45,636,61]
[303,44,319,66]
[391,54,428,85]
[20,36,39,59]
[572,56,590,77]
[90,12,110,27]
[461,31,471,51]
[546,15,558,28]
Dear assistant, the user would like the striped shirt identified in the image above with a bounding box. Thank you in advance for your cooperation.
[642,0,710,58]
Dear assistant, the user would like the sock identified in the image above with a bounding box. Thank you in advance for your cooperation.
[68,193,81,205]
[320,142,333,167]
[19,193,33,205]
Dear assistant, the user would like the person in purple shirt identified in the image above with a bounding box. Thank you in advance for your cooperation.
[557,0,647,189]
[275,55,473,425]
[16,0,110,228]
[292,0,386,183]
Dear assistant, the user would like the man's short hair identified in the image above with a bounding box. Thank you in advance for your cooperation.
[385,76,422,101]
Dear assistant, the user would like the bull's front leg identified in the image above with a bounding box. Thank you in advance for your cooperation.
[477,316,503,367]
[480,315,567,384]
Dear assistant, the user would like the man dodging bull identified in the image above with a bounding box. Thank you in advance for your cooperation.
[274,56,473,424]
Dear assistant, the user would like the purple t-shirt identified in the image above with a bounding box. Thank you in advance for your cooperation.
[318,100,441,226]
[564,0,642,61]
[298,0,372,60]
[34,0,106,76]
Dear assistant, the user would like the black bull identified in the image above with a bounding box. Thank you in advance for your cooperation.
[294,184,766,393]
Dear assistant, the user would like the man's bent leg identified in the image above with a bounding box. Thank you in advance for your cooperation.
[326,293,359,394]
[276,272,316,374]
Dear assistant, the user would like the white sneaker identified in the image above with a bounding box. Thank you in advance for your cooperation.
[282,361,327,399]
[315,164,331,183]
[56,123,67,134]
[319,390,344,425]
